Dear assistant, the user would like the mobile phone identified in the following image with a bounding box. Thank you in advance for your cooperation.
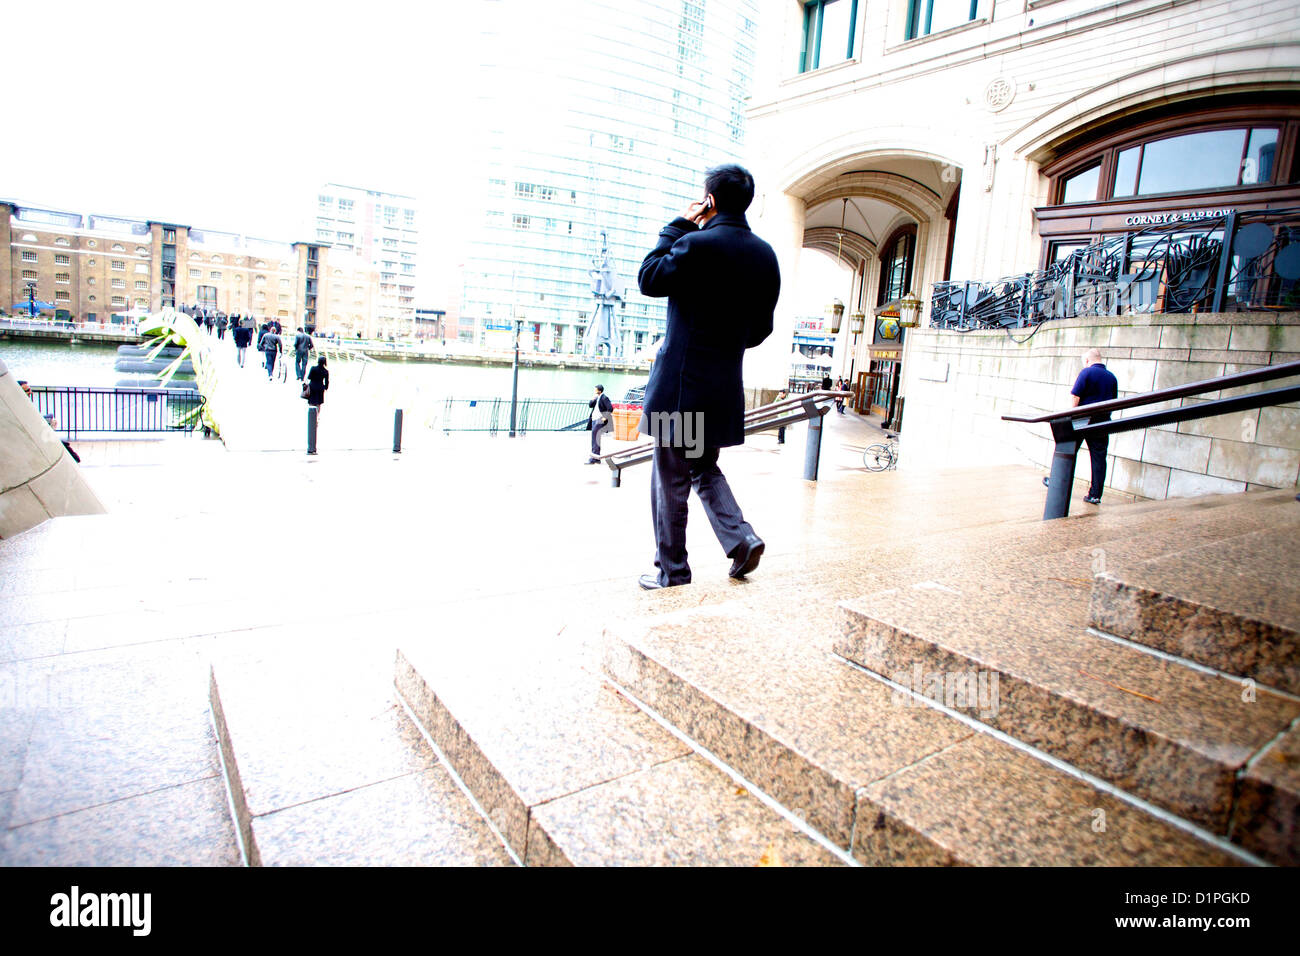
[702,196,714,211]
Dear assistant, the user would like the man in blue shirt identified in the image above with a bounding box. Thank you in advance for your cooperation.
[1069,348,1119,504]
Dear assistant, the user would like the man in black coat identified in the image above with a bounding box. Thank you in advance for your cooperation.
[586,384,614,464]
[635,164,779,589]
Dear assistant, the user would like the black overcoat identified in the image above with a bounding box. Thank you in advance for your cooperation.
[637,211,779,448]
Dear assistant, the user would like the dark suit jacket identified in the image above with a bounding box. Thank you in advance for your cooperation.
[587,393,613,430]
[637,211,779,448]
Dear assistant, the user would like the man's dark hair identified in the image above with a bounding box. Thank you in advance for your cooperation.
[595,384,604,393]
[704,164,755,214]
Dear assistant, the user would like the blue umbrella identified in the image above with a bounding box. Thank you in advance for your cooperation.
[12,300,58,311]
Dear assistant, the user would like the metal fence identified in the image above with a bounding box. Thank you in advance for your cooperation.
[440,398,592,434]
[931,207,1300,331]
[28,386,205,438]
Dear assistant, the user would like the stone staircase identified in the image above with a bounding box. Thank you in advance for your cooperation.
[208,481,1299,866]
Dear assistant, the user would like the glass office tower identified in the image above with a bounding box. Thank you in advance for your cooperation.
[460,0,760,359]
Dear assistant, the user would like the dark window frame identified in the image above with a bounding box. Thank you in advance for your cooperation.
[799,0,858,73]
[1045,107,1299,206]
[905,0,980,42]
[876,224,918,307]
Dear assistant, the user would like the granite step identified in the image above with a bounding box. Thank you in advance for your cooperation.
[209,651,512,866]
[602,600,1243,865]
[1089,526,1300,695]
[832,574,1300,835]
[1230,720,1300,866]
[394,634,841,866]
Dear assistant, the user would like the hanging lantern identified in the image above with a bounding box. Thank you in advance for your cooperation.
[898,292,922,327]
[826,298,845,334]
[849,310,866,335]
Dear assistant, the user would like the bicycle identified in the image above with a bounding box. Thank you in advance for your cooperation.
[275,348,289,383]
[863,434,899,471]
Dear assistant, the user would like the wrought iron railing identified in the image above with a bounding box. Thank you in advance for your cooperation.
[28,386,206,438]
[932,207,1300,330]
[440,398,592,434]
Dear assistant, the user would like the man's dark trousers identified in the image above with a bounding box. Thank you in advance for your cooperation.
[591,420,609,458]
[1084,434,1108,499]
[295,352,309,380]
[650,443,754,586]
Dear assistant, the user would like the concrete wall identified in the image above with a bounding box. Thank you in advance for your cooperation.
[899,313,1300,499]
[0,358,105,538]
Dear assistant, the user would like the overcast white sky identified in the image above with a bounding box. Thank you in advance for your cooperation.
[6,0,482,300]
[7,0,853,317]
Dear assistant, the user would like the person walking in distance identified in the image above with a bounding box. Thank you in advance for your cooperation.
[775,388,788,444]
[261,324,283,381]
[232,320,252,367]
[1044,347,1119,504]
[586,384,613,464]
[293,326,314,381]
[306,355,329,419]
[636,164,779,589]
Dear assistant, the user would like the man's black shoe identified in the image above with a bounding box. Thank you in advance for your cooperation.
[728,534,764,579]
[585,458,600,465]
[1083,494,1101,504]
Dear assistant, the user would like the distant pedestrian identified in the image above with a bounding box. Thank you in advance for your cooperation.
[232,322,251,367]
[1044,348,1119,505]
[821,374,833,390]
[293,327,314,381]
[306,355,329,417]
[775,388,788,444]
[261,326,282,380]
[205,314,215,335]
[586,384,613,464]
[834,377,847,414]
[216,314,228,340]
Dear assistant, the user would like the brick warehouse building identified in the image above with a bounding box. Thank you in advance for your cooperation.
[0,200,386,336]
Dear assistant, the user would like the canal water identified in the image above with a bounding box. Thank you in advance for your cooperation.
[0,339,649,403]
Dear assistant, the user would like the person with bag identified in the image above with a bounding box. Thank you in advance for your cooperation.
[586,383,613,464]
[305,355,329,418]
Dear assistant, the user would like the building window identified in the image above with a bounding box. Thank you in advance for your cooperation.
[1046,111,1296,206]
[190,268,202,278]
[135,281,148,290]
[21,269,38,280]
[210,271,222,279]
[55,291,71,302]
[55,237,69,246]
[112,278,126,289]
[338,199,353,217]
[404,209,415,226]
[111,243,125,251]
[877,226,917,306]
[905,0,980,40]
[55,273,70,284]
[21,251,37,262]
[512,214,531,230]
[87,278,96,286]
[88,240,96,248]
[87,258,95,266]
[112,295,127,306]
[163,229,176,242]
[800,0,857,72]
[111,259,125,270]
[136,246,148,255]
[54,254,70,265]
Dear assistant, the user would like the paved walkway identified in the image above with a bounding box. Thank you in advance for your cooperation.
[0,398,1011,864]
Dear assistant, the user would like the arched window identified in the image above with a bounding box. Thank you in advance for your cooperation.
[877,225,917,306]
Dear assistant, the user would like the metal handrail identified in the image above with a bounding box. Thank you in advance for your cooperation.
[599,389,851,487]
[1002,360,1300,519]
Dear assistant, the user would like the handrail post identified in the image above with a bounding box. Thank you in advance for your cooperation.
[1210,210,1237,313]
[1044,418,1079,519]
[803,398,827,481]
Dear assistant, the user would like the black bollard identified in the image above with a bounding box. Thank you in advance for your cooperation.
[307,405,318,455]
[393,408,403,454]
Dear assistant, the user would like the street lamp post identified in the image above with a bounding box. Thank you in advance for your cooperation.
[509,316,522,438]
[26,283,37,318]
